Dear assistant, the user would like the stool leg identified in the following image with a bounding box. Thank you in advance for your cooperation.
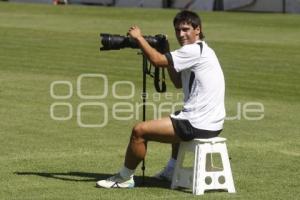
[192,144,200,195]
[220,143,236,193]
[193,144,207,195]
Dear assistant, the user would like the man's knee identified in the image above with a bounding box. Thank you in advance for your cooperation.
[131,123,146,140]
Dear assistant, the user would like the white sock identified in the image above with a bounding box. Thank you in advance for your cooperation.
[166,158,176,170]
[119,166,135,179]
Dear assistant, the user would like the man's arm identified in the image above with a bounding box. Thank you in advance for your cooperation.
[128,25,182,88]
[128,25,169,67]
[167,64,182,88]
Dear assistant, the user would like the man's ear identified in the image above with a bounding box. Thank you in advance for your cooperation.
[195,26,201,35]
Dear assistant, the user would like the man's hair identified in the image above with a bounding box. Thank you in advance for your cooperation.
[173,10,205,39]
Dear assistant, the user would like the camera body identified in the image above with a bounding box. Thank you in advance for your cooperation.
[100,33,168,53]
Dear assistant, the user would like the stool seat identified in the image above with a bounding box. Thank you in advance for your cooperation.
[194,137,227,143]
[171,137,236,195]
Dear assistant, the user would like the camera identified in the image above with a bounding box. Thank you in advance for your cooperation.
[100,33,168,52]
[99,33,168,93]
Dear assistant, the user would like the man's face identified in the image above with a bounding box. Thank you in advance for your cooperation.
[175,22,200,46]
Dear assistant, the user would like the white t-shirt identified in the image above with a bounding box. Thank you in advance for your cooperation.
[169,41,225,131]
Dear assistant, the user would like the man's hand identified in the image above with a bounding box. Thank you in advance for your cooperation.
[127,25,169,68]
[127,25,143,39]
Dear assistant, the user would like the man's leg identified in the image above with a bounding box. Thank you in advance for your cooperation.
[96,117,181,188]
[125,117,181,170]
[153,142,179,181]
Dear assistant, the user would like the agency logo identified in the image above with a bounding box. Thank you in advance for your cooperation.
[50,74,109,128]
[50,73,265,128]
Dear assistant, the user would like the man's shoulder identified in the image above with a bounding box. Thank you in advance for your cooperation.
[173,43,202,56]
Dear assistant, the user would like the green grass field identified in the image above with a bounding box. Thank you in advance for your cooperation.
[0,2,299,200]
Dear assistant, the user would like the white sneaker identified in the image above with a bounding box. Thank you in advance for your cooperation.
[154,167,174,182]
[96,173,135,188]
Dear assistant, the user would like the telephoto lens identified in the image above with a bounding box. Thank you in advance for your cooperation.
[100,33,167,52]
[100,34,138,50]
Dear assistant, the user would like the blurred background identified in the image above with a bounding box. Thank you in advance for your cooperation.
[4,0,300,13]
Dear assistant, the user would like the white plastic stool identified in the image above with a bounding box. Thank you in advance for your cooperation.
[171,137,236,195]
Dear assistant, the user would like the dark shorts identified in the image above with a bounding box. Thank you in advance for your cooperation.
[170,117,222,141]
